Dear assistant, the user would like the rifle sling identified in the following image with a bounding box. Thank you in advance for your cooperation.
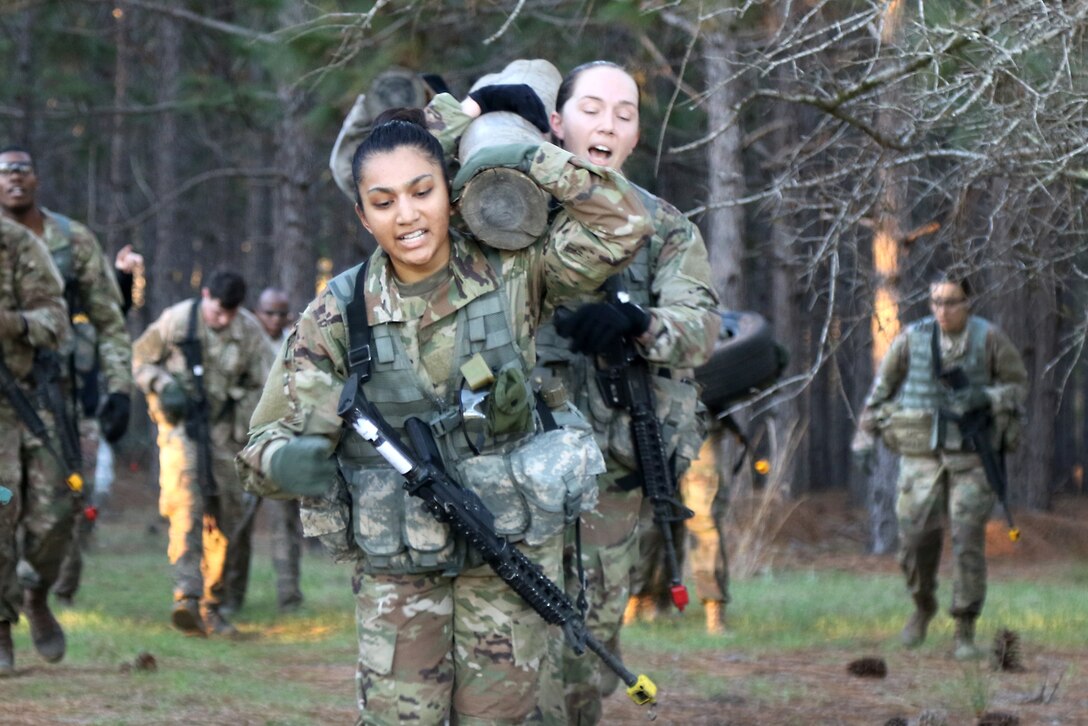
[181,298,218,502]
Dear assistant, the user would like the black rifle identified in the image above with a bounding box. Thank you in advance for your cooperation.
[336,372,658,708]
[0,352,84,501]
[178,299,220,524]
[932,326,1019,541]
[558,280,693,611]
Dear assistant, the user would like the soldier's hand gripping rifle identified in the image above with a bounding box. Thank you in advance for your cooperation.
[336,373,659,709]
[939,367,1020,542]
[556,282,693,612]
[0,352,84,503]
[178,301,220,528]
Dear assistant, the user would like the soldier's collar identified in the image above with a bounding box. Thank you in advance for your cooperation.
[366,232,501,327]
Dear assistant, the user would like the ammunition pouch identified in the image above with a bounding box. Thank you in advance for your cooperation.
[881,408,933,456]
[456,427,604,546]
[339,425,603,573]
[299,488,360,564]
[881,406,1014,456]
[588,373,701,472]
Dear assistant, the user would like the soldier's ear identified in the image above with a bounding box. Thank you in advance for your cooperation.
[355,203,372,234]
[549,111,564,142]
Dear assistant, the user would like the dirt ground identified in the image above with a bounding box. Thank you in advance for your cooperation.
[600,493,1088,726]
[10,453,1088,725]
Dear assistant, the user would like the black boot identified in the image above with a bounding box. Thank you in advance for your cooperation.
[201,604,239,638]
[23,588,65,663]
[171,597,205,635]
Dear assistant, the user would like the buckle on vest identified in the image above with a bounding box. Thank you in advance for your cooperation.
[348,343,372,377]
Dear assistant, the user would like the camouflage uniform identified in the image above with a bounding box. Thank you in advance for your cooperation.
[856,315,1027,625]
[679,432,731,605]
[33,210,132,601]
[133,301,271,614]
[0,217,71,624]
[532,188,718,725]
[223,328,304,613]
[239,118,652,724]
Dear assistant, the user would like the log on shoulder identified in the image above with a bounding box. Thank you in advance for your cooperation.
[458,59,561,250]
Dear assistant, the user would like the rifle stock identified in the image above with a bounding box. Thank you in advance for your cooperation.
[336,373,658,708]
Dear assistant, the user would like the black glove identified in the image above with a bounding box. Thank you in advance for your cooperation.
[468,84,550,133]
[421,73,450,96]
[158,380,189,425]
[98,392,131,443]
[554,302,652,355]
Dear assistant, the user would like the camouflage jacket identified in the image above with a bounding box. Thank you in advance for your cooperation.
[0,217,70,388]
[857,315,1027,455]
[40,209,132,395]
[428,92,717,364]
[133,299,272,446]
[535,185,719,475]
[238,142,652,499]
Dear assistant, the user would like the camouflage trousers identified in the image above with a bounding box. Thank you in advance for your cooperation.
[351,535,563,726]
[560,467,643,726]
[155,419,243,608]
[896,453,995,618]
[53,416,100,600]
[678,434,731,604]
[223,496,304,611]
[0,406,76,623]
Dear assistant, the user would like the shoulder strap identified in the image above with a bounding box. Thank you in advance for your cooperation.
[180,298,203,373]
[345,260,372,383]
[43,209,73,243]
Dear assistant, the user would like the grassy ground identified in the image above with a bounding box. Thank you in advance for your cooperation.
[1,501,1086,724]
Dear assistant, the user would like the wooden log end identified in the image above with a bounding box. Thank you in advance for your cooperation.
[459,168,550,250]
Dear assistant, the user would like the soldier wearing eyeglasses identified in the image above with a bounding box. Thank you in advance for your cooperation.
[851,272,1027,660]
[0,145,132,654]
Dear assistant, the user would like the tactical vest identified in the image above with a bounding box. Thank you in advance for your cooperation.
[535,223,702,475]
[887,316,991,454]
[327,256,602,575]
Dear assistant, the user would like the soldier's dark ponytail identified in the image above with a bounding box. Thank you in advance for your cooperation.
[350,110,449,206]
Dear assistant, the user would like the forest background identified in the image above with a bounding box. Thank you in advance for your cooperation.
[2,0,1085,548]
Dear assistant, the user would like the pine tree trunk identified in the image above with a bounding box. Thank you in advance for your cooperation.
[150,11,184,316]
[702,22,745,310]
[864,0,909,553]
[273,4,313,310]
